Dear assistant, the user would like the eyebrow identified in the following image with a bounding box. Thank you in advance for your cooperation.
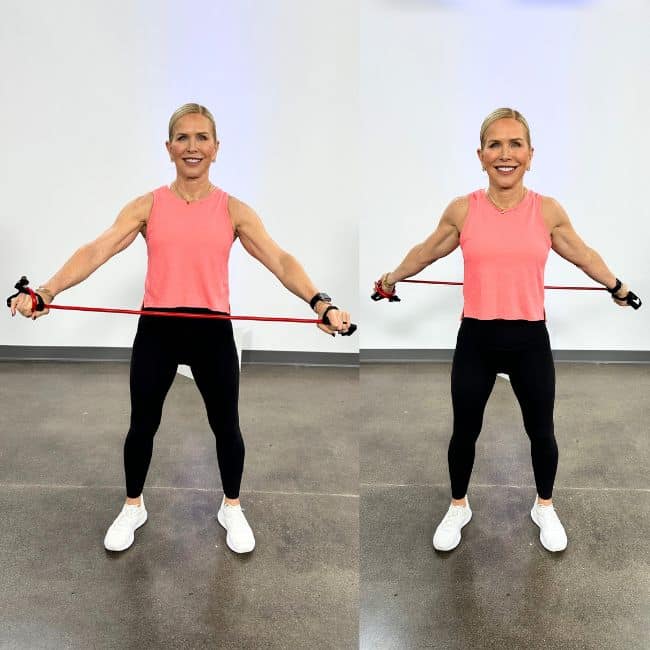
[175,131,211,137]
[487,138,524,144]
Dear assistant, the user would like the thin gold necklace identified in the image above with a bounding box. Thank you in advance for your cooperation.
[170,181,214,204]
[486,187,526,213]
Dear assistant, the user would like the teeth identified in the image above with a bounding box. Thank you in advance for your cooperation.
[496,166,515,171]
[185,158,201,163]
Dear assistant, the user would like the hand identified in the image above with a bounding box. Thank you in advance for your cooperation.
[315,302,352,336]
[10,288,52,319]
[371,273,400,302]
[612,282,631,307]
[381,272,395,293]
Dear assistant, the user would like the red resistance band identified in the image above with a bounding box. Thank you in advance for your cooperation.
[400,279,607,291]
[394,279,641,309]
[7,277,357,333]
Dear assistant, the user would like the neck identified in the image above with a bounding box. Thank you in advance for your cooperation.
[487,183,526,210]
[171,176,213,201]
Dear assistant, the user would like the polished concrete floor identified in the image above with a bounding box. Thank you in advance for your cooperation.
[0,362,358,650]
[2,361,648,649]
[361,363,650,650]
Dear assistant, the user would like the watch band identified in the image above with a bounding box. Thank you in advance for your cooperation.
[309,292,331,310]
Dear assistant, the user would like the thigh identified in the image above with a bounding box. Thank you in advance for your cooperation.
[508,327,555,425]
[129,316,178,412]
[451,320,497,419]
[188,321,240,418]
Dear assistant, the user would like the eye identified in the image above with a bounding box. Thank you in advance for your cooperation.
[199,134,208,140]
[489,142,499,148]
[176,135,186,141]
[511,141,522,147]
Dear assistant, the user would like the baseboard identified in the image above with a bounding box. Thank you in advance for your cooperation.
[0,346,359,367]
[361,348,650,363]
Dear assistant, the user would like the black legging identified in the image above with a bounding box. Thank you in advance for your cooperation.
[124,308,244,499]
[449,317,557,500]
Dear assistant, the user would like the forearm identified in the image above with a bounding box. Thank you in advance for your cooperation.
[386,243,433,285]
[41,243,106,297]
[274,253,320,306]
[577,248,617,289]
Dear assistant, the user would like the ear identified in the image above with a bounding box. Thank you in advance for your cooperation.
[165,141,172,161]
[476,147,484,167]
[212,140,220,162]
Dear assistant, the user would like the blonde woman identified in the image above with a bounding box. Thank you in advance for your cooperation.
[374,108,639,552]
[10,103,353,554]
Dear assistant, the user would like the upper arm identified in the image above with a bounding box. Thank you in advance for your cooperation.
[92,193,153,262]
[543,196,591,266]
[417,196,466,264]
[228,196,286,275]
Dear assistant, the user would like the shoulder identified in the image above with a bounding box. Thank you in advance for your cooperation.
[440,194,470,230]
[444,194,470,220]
[538,193,569,228]
[120,192,154,223]
[227,195,262,233]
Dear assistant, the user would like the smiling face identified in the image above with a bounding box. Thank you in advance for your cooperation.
[166,113,219,180]
[477,117,533,190]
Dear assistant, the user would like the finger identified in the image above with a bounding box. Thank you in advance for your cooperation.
[340,311,351,332]
[317,323,336,337]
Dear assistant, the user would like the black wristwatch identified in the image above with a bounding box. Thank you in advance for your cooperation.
[309,292,332,310]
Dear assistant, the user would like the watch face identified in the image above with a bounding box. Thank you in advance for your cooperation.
[319,293,332,302]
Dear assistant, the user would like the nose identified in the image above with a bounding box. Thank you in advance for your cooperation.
[186,137,199,152]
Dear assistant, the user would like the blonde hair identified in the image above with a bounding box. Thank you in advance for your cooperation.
[168,103,217,142]
[479,108,531,149]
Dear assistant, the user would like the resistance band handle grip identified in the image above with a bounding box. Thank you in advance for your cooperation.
[623,291,642,310]
[321,305,357,336]
[371,279,401,302]
[6,276,46,311]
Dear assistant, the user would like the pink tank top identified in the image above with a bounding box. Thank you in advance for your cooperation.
[143,186,234,312]
[459,189,550,320]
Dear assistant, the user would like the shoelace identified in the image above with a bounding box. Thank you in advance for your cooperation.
[114,505,142,527]
[441,506,467,528]
[536,505,562,528]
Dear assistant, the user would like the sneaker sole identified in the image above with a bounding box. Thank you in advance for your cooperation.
[104,513,148,552]
[217,509,255,554]
[530,508,567,552]
[433,510,472,552]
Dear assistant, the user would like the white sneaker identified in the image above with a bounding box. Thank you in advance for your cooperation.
[433,498,472,551]
[530,500,567,552]
[217,498,255,553]
[104,496,148,552]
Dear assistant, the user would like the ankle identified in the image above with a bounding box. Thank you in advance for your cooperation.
[451,497,467,507]
[126,496,142,507]
[537,496,553,507]
[224,497,241,507]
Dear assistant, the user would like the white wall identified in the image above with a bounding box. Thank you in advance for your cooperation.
[361,0,650,351]
[1,1,358,353]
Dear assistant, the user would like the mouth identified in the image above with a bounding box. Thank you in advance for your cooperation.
[183,157,203,165]
[494,165,518,175]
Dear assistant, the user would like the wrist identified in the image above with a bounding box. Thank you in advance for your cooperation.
[607,278,622,294]
[309,291,331,311]
[36,286,55,300]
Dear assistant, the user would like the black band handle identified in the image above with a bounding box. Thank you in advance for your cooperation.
[321,305,357,336]
[623,291,642,310]
[6,276,45,311]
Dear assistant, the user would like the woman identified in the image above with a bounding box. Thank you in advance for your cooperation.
[374,107,637,552]
[10,103,353,554]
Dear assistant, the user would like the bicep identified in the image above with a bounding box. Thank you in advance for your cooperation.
[93,194,151,260]
[231,198,286,274]
[418,200,463,263]
[547,199,591,266]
